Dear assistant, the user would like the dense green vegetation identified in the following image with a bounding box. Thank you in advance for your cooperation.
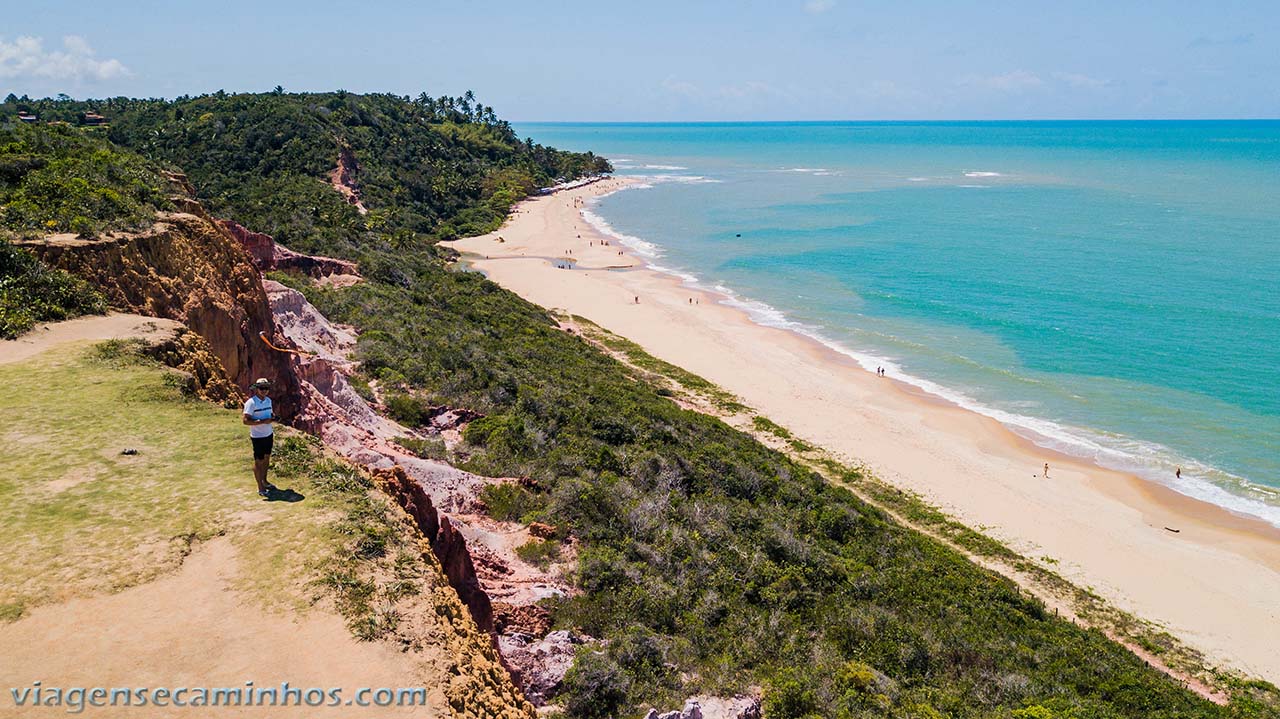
[0,123,165,337]
[0,123,172,236]
[5,90,608,255]
[0,243,105,338]
[4,91,1275,717]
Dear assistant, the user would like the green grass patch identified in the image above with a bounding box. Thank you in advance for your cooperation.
[787,437,817,453]
[0,602,24,622]
[751,415,792,440]
[0,341,441,641]
[0,341,252,609]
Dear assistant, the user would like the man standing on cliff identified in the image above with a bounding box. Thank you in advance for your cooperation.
[243,378,278,497]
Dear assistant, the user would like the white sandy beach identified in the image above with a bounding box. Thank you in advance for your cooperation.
[446,177,1280,684]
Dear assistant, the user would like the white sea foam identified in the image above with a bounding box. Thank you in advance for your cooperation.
[580,207,663,258]
[642,164,688,170]
[715,295,1280,528]
[621,173,722,185]
[907,177,930,182]
[649,264,702,285]
[964,171,1003,178]
[586,174,715,203]
[957,184,989,188]
[578,186,1280,528]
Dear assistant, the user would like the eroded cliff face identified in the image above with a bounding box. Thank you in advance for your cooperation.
[220,220,361,286]
[374,467,494,633]
[327,146,369,215]
[367,464,536,719]
[265,280,584,704]
[17,210,300,419]
[140,327,241,407]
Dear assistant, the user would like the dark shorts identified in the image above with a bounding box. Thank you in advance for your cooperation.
[251,434,274,460]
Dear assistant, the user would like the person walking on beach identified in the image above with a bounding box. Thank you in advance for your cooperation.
[243,378,277,497]
[1043,462,1050,479]
[1176,466,1182,479]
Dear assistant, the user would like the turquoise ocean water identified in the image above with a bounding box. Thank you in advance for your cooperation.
[515,122,1280,527]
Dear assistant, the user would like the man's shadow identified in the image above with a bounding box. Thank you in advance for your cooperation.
[263,487,305,503]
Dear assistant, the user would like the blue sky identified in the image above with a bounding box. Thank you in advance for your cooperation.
[3,0,1277,120]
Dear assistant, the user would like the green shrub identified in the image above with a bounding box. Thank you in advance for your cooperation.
[514,538,561,569]
[478,482,543,523]
[764,671,820,719]
[0,242,106,338]
[304,248,1244,717]
[384,393,428,426]
[462,413,523,448]
[560,651,629,719]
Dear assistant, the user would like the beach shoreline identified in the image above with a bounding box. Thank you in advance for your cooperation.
[445,176,1280,683]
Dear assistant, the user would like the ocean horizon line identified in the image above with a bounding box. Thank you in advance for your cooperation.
[516,118,1280,126]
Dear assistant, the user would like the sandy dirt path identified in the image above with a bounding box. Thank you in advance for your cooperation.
[0,537,446,717]
[0,313,183,365]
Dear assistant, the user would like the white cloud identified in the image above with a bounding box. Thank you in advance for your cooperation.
[958,70,1044,92]
[661,76,700,98]
[804,0,835,14]
[1052,71,1110,89]
[717,80,786,101]
[1188,33,1253,49]
[0,35,129,82]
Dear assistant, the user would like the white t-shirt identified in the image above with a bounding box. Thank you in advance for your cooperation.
[244,396,274,438]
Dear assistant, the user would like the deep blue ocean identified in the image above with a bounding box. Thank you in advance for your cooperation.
[515,122,1280,526]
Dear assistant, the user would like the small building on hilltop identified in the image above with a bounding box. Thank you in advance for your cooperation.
[82,112,108,126]
[16,111,37,123]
